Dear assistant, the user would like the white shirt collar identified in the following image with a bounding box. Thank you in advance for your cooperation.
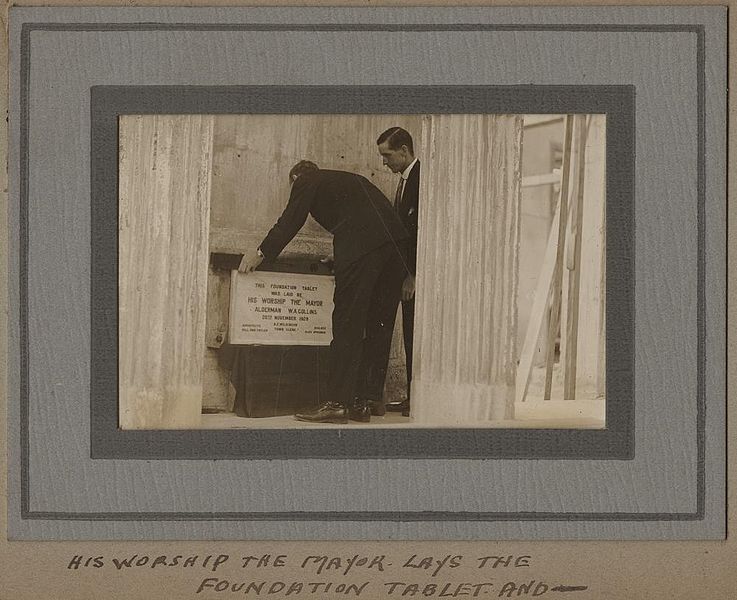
[400,157,418,180]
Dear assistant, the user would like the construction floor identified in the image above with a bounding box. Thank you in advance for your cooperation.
[201,408,603,429]
[199,361,605,430]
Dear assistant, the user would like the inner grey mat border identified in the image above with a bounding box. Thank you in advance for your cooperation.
[15,20,707,524]
[89,84,635,462]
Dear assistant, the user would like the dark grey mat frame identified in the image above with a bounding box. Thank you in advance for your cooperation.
[88,84,635,461]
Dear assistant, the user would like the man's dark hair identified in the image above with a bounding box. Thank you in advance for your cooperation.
[376,127,414,154]
[289,160,319,182]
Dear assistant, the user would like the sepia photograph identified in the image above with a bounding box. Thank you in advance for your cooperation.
[118,113,606,430]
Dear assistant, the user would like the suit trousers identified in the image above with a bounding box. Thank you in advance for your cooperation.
[329,241,406,407]
[401,298,415,402]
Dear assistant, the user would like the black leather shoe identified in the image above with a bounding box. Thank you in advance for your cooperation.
[385,400,406,412]
[295,402,348,424]
[349,398,371,422]
[348,404,371,423]
[369,400,385,416]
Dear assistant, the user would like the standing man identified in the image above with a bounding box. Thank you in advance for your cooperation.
[377,127,420,417]
[239,160,409,424]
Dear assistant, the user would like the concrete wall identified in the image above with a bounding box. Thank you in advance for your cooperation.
[119,115,214,428]
[413,114,523,423]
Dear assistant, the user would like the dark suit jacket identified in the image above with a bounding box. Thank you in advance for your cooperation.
[397,160,420,276]
[259,169,409,271]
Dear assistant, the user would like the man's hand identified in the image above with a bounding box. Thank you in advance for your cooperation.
[320,253,335,272]
[238,250,264,274]
[401,274,416,302]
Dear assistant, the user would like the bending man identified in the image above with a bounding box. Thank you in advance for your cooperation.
[239,161,409,424]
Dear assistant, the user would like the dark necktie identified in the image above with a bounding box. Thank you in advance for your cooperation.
[394,177,405,208]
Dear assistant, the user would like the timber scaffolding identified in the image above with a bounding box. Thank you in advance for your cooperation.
[516,114,606,405]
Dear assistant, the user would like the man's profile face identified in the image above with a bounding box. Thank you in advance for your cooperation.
[378,141,410,174]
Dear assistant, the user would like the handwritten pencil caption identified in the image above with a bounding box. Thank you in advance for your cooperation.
[66,553,589,597]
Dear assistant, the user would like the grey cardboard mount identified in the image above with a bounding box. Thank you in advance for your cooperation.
[6,6,726,540]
